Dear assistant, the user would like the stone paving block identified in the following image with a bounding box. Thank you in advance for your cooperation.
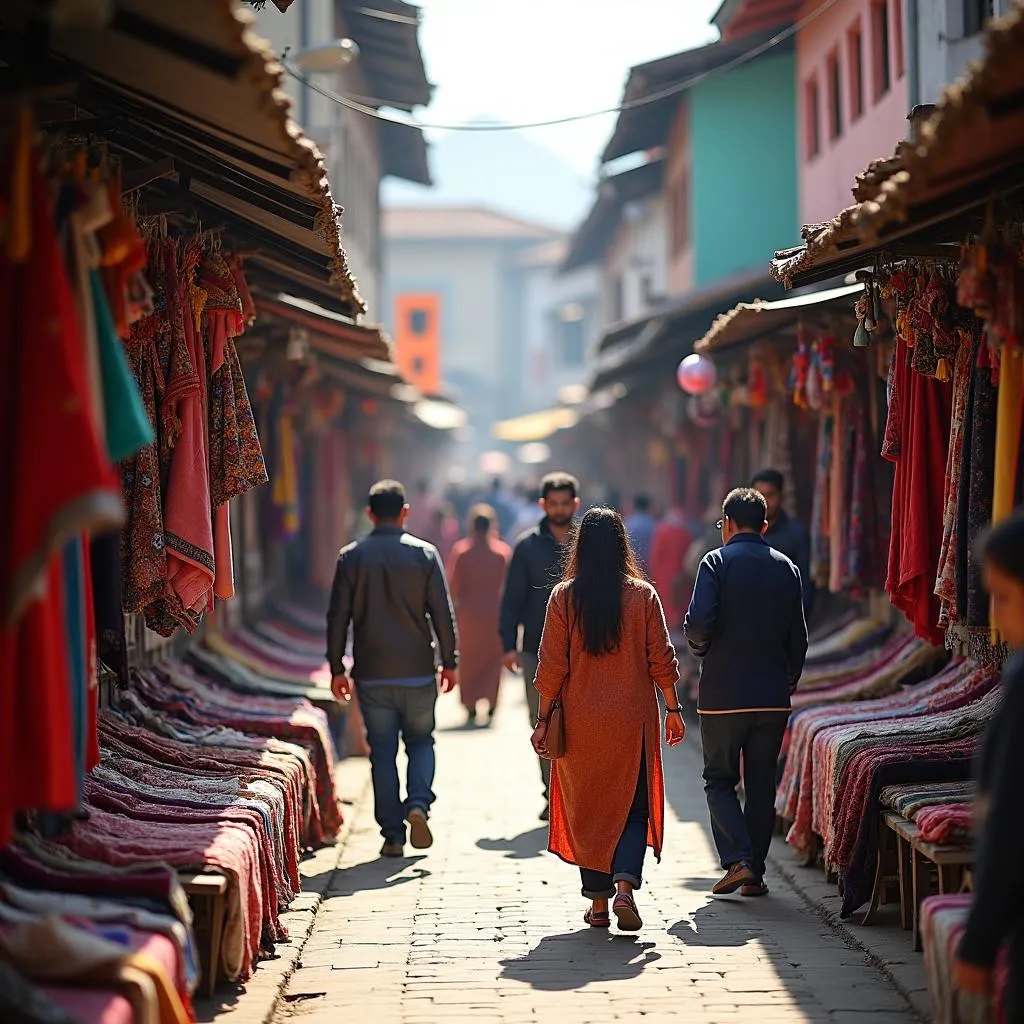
[195,679,926,1024]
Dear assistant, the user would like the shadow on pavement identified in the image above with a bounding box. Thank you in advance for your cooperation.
[669,900,772,947]
[476,826,547,859]
[500,931,661,990]
[316,855,431,898]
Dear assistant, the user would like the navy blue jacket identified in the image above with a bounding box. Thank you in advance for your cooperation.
[683,533,808,713]
[764,510,813,611]
[499,519,566,657]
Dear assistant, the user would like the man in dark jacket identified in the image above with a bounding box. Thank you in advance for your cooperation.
[684,487,808,897]
[499,471,580,819]
[751,468,813,613]
[328,480,459,858]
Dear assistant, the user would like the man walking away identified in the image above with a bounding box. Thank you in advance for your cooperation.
[500,471,580,820]
[750,468,813,613]
[626,493,656,570]
[327,479,459,858]
[684,487,807,897]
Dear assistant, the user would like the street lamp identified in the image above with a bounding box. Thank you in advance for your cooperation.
[291,39,360,73]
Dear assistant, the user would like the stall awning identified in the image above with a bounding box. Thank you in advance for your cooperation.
[337,0,431,111]
[491,407,580,443]
[694,282,861,353]
[378,117,432,186]
[590,267,783,392]
[0,0,364,317]
[770,4,1024,290]
[256,294,393,362]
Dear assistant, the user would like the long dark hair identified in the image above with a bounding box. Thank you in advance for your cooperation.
[562,507,644,656]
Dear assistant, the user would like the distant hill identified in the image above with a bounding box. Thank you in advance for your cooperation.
[382,123,593,230]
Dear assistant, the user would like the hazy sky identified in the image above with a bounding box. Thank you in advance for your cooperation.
[412,0,721,180]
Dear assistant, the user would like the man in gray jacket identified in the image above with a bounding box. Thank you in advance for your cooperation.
[328,480,459,858]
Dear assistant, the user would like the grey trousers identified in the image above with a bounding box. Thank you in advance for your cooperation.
[522,651,551,800]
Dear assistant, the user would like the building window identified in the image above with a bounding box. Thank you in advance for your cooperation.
[848,21,864,121]
[964,0,994,36]
[827,50,843,140]
[611,275,625,322]
[804,75,821,159]
[893,0,905,78]
[557,304,587,367]
[409,308,429,334]
[872,1,891,100]
[669,173,690,256]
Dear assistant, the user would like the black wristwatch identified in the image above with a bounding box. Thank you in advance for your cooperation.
[665,707,684,715]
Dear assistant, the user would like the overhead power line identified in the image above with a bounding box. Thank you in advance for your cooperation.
[283,0,842,133]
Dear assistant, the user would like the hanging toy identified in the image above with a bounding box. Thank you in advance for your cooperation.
[790,326,810,406]
[819,334,837,391]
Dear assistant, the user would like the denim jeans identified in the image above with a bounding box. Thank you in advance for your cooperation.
[580,753,649,899]
[357,682,437,844]
[700,711,789,879]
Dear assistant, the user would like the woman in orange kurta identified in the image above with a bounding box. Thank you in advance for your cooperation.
[532,508,684,931]
[447,505,511,725]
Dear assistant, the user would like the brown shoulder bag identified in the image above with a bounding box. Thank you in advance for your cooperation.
[543,592,572,760]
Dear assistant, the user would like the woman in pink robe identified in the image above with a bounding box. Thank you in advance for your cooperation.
[446,505,510,726]
[649,508,693,627]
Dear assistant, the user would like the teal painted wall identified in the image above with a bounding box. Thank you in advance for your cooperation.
[690,52,798,286]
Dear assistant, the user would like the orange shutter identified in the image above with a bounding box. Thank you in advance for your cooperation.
[393,293,441,395]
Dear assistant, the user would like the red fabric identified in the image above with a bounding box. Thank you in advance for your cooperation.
[649,514,693,625]
[884,337,952,645]
[0,146,120,840]
[44,987,135,1024]
[447,535,510,708]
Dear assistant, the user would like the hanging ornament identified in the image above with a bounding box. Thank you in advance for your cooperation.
[853,320,870,348]
[676,353,717,395]
[686,392,719,428]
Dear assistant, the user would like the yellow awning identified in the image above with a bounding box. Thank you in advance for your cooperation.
[491,407,579,443]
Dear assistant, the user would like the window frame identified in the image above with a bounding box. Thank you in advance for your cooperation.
[826,48,843,141]
[804,74,821,160]
[847,20,865,122]
[871,0,891,101]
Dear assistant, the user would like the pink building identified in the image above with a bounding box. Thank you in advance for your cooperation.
[795,0,909,226]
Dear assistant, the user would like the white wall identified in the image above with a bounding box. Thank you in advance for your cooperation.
[915,0,1012,106]
[601,193,669,327]
[521,261,601,411]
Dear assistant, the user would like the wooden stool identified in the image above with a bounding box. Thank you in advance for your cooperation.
[179,871,229,996]
[883,813,972,951]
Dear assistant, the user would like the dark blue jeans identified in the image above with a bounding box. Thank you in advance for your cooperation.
[580,753,649,899]
[358,682,437,844]
[700,710,789,879]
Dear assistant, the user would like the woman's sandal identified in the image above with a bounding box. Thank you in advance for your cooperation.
[612,892,643,931]
[584,907,610,928]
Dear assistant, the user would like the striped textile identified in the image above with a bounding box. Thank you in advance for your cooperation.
[922,893,1006,1024]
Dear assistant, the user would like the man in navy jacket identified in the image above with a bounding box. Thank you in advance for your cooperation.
[684,487,808,897]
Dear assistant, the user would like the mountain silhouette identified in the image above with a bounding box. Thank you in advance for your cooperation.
[382,120,593,229]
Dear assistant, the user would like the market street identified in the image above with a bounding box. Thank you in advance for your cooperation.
[270,679,919,1024]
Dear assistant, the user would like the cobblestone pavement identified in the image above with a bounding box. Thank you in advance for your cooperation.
[270,678,922,1024]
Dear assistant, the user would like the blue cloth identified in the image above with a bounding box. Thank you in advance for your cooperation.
[359,676,435,689]
[62,537,87,800]
[89,269,153,462]
[580,752,649,897]
[357,681,437,844]
[683,533,808,712]
[764,510,813,610]
[625,512,656,568]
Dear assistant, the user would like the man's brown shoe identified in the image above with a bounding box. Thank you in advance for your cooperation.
[380,842,404,858]
[406,807,433,850]
[713,862,756,895]
[740,881,770,897]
